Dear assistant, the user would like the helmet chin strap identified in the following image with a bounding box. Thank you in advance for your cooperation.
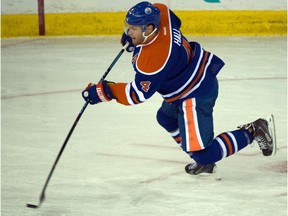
[142,28,158,44]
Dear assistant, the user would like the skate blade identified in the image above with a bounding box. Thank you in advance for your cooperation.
[188,165,222,181]
[194,172,222,181]
[266,114,277,156]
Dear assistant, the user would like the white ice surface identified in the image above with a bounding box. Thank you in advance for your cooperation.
[1,36,287,216]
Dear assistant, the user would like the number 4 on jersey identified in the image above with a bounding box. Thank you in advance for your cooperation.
[140,81,151,92]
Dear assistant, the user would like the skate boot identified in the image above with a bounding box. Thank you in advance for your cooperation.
[185,162,216,175]
[238,114,276,156]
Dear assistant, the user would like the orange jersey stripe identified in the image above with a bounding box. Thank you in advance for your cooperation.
[183,38,193,62]
[165,51,209,103]
[131,90,141,104]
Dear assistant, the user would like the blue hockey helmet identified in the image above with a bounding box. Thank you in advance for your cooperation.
[125,1,160,31]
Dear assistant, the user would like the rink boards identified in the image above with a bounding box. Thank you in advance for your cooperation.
[1,10,287,37]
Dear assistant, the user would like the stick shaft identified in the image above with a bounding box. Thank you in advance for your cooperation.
[35,45,127,206]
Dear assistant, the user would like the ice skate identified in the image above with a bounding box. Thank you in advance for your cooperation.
[238,114,276,156]
[185,162,216,175]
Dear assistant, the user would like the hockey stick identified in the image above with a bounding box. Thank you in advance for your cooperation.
[26,43,128,209]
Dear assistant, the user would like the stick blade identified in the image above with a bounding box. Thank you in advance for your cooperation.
[26,203,39,209]
[27,191,45,209]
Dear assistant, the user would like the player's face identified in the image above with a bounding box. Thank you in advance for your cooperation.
[125,25,144,46]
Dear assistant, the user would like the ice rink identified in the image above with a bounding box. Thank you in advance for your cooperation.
[1,36,287,216]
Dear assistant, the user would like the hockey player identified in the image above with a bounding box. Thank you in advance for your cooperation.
[82,2,276,175]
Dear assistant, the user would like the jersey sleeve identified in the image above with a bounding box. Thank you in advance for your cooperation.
[108,83,130,105]
[109,71,165,106]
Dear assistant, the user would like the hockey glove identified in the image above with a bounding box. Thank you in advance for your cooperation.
[82,81,114,105]
[121,33,134,52]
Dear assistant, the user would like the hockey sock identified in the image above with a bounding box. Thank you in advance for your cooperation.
[156,102,182,146]
[169,128,182,146]
[191,129,253,165]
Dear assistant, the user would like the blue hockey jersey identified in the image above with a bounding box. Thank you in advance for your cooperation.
[109,3,224,106]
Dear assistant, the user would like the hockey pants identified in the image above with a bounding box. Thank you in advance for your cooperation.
[156,79,253,165]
